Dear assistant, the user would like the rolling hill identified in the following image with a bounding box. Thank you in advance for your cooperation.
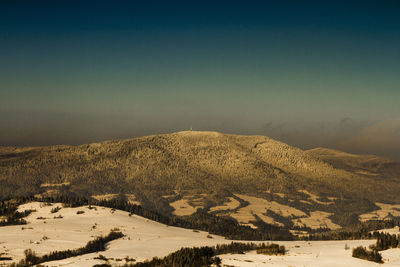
[1,131,400,230]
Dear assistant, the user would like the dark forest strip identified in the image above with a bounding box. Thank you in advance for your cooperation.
[9,231,124,267]
[122,242,285,267]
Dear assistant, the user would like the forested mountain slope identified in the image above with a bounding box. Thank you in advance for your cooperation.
[1,131,399,229]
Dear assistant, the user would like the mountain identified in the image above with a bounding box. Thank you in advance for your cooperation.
[1,131,400,230]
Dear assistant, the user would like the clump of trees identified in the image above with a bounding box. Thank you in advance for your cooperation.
[123,242,285,267]
[0,209,35,226]
[50,206,61,213]
[256,243,285,255]
[9,231,124,266]
[373,232,400,251]
[214,242,285,255]
[352,246,382,263]
[0,197,36,227]
[352,232,400,263]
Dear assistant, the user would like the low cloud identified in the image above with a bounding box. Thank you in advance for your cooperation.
[259,118,400,160]
[337,119,400,159]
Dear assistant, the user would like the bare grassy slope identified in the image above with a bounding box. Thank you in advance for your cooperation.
[1,131,400,216]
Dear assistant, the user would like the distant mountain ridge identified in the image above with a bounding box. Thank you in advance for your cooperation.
[307,147,400,179]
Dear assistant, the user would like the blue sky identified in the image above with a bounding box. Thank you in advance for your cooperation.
[1,1,400,159]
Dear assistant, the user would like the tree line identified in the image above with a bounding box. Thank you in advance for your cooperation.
[9,231,124,267]
[122,242,285,267]
[305,219,400,241]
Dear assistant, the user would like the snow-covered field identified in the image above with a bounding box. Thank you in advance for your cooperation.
[1,202,400,266]
[220,241,400,267]
[0,202,230,266]
[220,240,380,267]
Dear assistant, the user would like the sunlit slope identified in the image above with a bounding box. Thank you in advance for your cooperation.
[1,131,400,211]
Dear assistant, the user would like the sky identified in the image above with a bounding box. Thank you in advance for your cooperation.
[1,1,400,159]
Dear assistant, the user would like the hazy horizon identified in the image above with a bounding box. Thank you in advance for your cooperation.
[1,1,400,160]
